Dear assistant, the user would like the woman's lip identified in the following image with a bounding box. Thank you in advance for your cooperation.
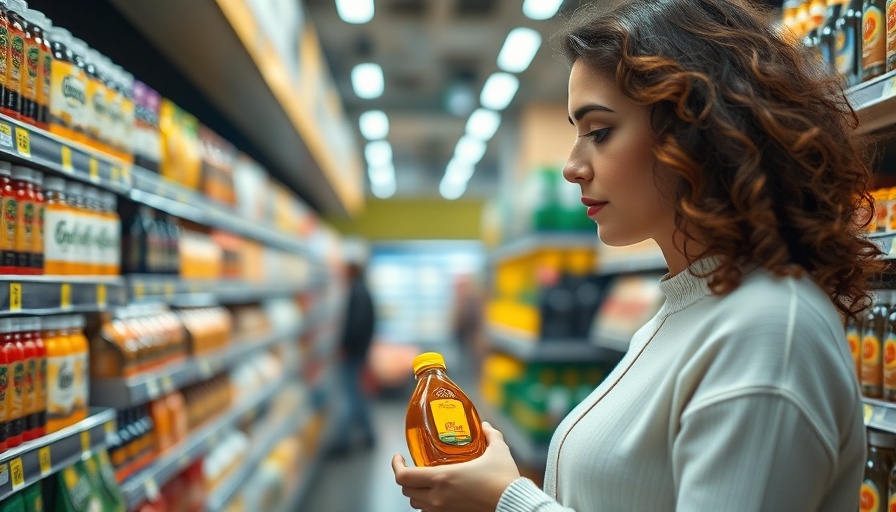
[587,203,607,217]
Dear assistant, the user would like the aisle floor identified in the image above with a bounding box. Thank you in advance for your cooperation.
[296,396,416,512]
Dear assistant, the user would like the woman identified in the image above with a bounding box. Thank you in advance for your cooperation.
[392,0,886,510]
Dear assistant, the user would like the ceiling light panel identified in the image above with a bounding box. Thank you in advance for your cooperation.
[497,27,542,73]
[523,0,563,20]
[454,135,487,165]
[359,110,389,140]
[352,63,384,99]
[439,178,467,200]
[465,108,501,141]
[365,140,393,167]
[336,0,374,24]
[480,72,519,111]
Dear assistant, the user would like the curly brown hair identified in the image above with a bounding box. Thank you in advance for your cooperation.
[559,0,885,317]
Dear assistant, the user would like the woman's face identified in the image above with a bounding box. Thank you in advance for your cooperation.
[564,60,678,248]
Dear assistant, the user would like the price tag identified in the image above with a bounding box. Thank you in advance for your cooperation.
[146,379,160,399]
[89,158,99,182]
[81,430,91,454]
[61,146,73,172]
[144,478,160,501]
[10,282,21,311]
[38,446,51,476]
[104,420,116,439]
[134,282,145,300]
[0,123,12,148]
[161,375,174,393]
[164,282,175,298]
[97,283,107,308]
[121,165,131,185]
[9,458,23,490]
[111,166,120,183]
[14,127,29,157]
[60,283,71,309]
[865,403,874,425]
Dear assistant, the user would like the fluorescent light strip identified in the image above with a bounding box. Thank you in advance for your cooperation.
[465,108,501,141]
[335,0,374,24]
[352,63,384,99]
[454,135,487,165]
[364,140,392,167]
[480,72,519,111]
[497,27,542,73]
[359,110,389,140]
[444,158,475,184]
[439,177,467,200]
[367,163,395,186]
[372,179,396,198]
[523,0,563,20]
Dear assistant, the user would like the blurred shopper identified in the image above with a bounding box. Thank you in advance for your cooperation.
[331,243,377,456]
[393,0,881,510]
[451,274,486,378]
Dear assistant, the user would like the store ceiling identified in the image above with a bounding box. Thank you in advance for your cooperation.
[303,0,575,200]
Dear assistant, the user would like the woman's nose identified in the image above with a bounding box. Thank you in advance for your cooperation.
[563,153,592,183]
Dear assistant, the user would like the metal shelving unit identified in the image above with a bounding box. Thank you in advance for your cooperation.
[848,69,896,134]
[120,376,293,509]
[125,275,325,306]
[0,276,126,316]
[487,324,624,364]
[0,408,116,501]
[205,405,313,511]
[90,322,306,408]
[489,233,597,265]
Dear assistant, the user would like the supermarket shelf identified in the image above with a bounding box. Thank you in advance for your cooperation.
[0,408,116,501]
[487,324,625,363]
[864,398,896,433]
[125,275,325,306]
[205,402,313,511]
[489,233,597,265]
[128,168,317,258]
[107,0,360,217]
[0,113,131,193]
[477,400,548,469]
[90,322,307,408]
[275,409,335,512]
[868,232,896,260]
[120,375,292,510]
[848,69,896,135]
[0,276,126,316]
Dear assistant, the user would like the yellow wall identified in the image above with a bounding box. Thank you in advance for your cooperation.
[327,198,485,240]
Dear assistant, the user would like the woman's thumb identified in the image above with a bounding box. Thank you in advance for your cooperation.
[482,421,506,445]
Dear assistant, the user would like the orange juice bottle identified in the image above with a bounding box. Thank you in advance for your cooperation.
[45,315,74,433]
[19,318,37,441]
[406,352,486,467]
[42,176,71,276]
[2,318,24,447]
[66,315,88,425]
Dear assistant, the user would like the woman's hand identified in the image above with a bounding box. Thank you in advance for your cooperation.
[392,422,521,512]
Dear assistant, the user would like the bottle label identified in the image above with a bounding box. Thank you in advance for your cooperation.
[24,44,38,101]
[863,333,883,386]
[9,33,22,86]
[0,25,9,81]
[47,355,74,418]
[0,363,8,422]
[864,5,887,70]
[885,332,896,392]
[50,60,85,131]
[888,0,896,61]
[429,399,473,446]
[72,352,86,409]
[46,209,76,265]
[24,357,35,415]
[862,481,881,512]
[11,360,23,418]
[15,199,33,267]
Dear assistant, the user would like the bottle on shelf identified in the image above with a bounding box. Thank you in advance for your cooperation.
[4,0,26,119]
[30,317,45,438]
[19,318,36,441]
[30,170,42,273]
[837,0,865,85]
[863,429,896,512]
[864,294,888,399]
[82,186,101,276]
[820,0,847,68]
[10,165,34,274]
[66,181,87,276]
[66,314,88,425]
[18,4,38,126]
[45,315,74,434]
[127,205,153,274]
[66,36,90,145]
[100,191,120,275]
[25,8,48,129]
[863,0,887,81]
[0,161,17,274]
[43,176,71,275]
[48,25,86,142]
[2,317,24,448]
[406,352,485,467]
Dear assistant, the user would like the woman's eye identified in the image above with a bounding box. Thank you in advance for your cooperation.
[585,127,611,143]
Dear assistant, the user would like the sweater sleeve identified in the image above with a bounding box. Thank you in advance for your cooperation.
[673,391,840,511]
[496,478,575,512]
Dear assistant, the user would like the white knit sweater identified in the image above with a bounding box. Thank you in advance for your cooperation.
[497,259,865,511]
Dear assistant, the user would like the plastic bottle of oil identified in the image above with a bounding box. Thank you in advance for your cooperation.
[405,352,486,466]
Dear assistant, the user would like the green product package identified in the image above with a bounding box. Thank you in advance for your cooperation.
[82,452,124,512]
[22,482,43,512]
[54,465,103,512]
[0,492,25,512]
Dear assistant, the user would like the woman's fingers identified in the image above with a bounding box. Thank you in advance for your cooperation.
[392,453,436,489]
